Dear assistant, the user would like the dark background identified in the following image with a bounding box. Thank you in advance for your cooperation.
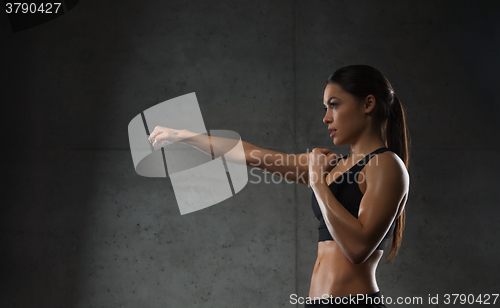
[1,1,499,307]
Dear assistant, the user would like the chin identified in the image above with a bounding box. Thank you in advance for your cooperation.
[332,137,345,146]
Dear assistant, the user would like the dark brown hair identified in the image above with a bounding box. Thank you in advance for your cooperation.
[327,64,411,263]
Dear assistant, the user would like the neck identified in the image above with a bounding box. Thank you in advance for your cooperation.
[348,127,386,159]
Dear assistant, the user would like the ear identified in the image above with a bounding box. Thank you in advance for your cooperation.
[364,95,377,114]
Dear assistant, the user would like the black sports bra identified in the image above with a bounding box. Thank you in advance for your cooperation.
[311,147,396,250]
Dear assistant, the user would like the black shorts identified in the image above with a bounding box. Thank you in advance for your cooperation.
[304,291,387,307]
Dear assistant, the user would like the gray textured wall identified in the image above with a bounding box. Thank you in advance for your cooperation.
[1,1,499,307]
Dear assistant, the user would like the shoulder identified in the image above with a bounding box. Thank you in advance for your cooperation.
[364,151,409,193]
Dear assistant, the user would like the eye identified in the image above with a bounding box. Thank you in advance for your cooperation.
[324,103,337,110]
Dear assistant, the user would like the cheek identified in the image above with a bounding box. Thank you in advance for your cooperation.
[334,109,358,129]
[342,106,362,121]
[333,110,345,124]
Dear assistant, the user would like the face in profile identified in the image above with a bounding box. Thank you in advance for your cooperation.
[322,83,373,146]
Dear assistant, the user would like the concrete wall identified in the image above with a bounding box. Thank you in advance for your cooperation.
[1,1,499,307]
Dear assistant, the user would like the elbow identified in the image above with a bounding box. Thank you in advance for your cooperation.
[347,253,364,265]
[350,254,368,265]
[343,232,379,264]
[345,245,372,265]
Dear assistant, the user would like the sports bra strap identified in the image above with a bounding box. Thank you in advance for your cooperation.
[346,147,390,170]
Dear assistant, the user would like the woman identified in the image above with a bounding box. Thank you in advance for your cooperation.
[148,65,410,307]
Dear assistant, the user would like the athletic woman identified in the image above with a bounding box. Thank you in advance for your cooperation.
[148,65,410,307]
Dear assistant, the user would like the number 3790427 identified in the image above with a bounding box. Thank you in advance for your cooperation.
[6,3,62,14]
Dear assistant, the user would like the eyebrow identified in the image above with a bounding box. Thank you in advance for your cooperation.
[324,96,341,105]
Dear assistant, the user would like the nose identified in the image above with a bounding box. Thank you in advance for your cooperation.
[323,110,332,125]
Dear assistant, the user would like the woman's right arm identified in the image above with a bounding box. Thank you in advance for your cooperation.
[243,143,310,185]
[148,126,310,185]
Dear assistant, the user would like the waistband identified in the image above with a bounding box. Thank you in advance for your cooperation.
[305,291,384,306]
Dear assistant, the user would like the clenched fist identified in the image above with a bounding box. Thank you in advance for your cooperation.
[308,148,338,187]
[148,126,186,147]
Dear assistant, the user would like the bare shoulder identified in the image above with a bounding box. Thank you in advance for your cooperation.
[365,151,410,193]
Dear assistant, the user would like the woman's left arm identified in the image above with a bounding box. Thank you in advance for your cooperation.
[311,152,409,264]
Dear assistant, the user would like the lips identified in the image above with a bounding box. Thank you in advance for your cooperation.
[329,128,337,137]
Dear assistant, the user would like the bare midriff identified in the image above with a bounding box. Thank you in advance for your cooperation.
[308,240,384,299]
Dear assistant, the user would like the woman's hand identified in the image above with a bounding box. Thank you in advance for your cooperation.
[308,148,338,187]
[148,126,187,146]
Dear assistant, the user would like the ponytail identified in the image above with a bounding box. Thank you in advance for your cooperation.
[384,94,411,263]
